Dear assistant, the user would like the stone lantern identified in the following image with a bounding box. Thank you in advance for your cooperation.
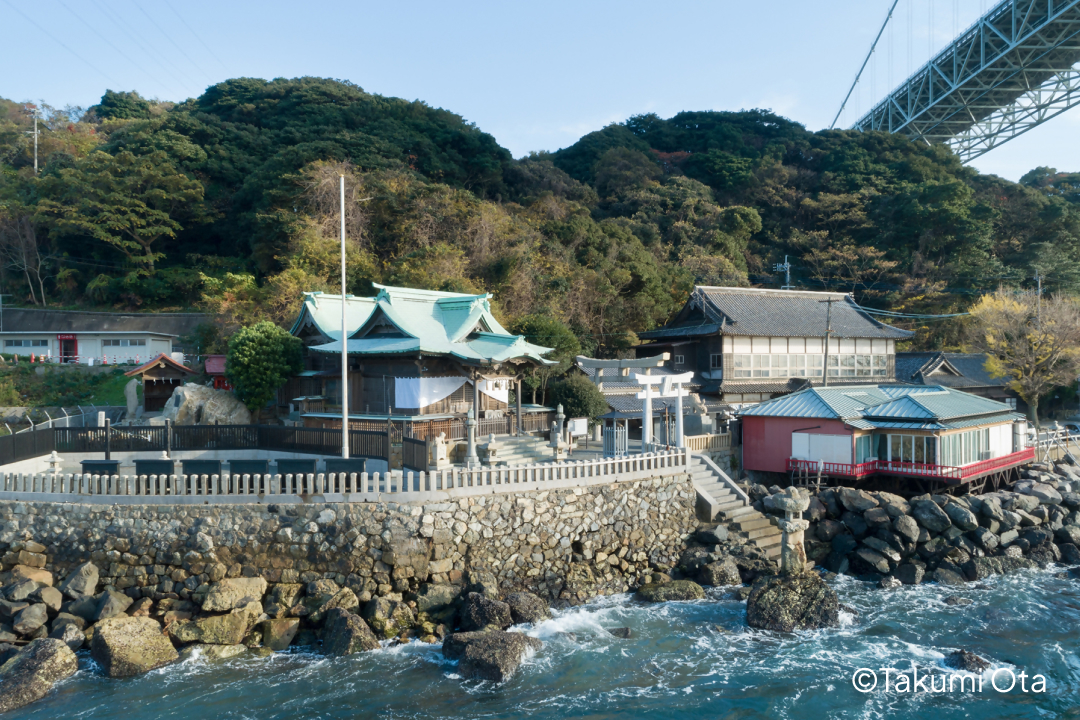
[773,487,811,576]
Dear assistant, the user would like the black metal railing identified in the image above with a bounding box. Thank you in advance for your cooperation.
[14,424,390,467]
[0,427,56,466]
[402,436,427,472]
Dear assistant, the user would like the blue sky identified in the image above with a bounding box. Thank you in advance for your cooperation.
[2,0,1077,181]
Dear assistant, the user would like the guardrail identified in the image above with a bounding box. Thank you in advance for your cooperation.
[0,448,691,504]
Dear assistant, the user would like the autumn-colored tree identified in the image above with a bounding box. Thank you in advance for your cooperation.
[965,290,1080,430]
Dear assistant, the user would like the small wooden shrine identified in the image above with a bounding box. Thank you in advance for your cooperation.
[124,353,197,411]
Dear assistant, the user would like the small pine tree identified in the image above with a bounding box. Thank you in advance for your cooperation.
[225,321,303,421]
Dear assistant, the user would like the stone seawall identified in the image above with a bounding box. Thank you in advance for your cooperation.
[0,474,699,606]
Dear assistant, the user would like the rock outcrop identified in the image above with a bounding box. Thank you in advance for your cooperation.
[0,638,78,713]
[162,383,252,425]
[636,580,705,602]
[746,574,840,632]
[443,630,542,682]
[91,616,179,678]
[322,608,380,656]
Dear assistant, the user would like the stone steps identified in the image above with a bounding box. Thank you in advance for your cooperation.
[689,453,781,566]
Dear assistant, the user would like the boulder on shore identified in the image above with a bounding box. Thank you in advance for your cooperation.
[168,602,262,646]
[322,608,380,656]
[458,593,512,631]
[260,618,300,652]
[442,630,542,682]
[504,592,550,625]
[0,638,78,713]
[636,580,705,602]
[162,383,252,425]
[91,616,179,678]
[698,557,742,587]
[58,562,99,600]
[202,577,268,613]
[746,574,840,632]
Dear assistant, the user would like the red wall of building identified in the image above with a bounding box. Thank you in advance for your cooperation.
[742,416,853,474]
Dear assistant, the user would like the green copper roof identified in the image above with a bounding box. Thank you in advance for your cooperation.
[295,284,556,367]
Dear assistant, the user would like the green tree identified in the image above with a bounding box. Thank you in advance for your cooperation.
[510,315,581,404]
[89,90,153,120]
[36,150,205,274]
[546,374,609,421]
[225,321,303,420]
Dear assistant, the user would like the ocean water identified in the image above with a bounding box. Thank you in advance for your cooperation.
[8,568,1080,719]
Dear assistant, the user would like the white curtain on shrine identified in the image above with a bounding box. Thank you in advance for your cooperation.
[394,376,468,409]
[476,378,510,404]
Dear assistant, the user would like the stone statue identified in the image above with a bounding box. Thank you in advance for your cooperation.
[428,432,450,471]
[124,378,140,421]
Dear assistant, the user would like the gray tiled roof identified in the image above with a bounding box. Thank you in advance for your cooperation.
[603,394,731,416]
[895,352,1007,388]
[639,287,912,340]
[577,365,702,393]
[0,308,208,336]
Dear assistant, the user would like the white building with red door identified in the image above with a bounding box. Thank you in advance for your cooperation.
[0,308,207,364]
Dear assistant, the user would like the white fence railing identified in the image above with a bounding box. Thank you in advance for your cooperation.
[0,448,692,504]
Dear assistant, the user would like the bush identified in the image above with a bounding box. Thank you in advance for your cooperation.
[225,321,303,419]
[546,374,609,421]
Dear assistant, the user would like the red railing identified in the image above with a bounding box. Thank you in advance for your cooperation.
[959,447,1035,479]
[786,447,1034,484]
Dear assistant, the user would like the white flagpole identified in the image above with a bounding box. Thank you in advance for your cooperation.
[340,175,349,459]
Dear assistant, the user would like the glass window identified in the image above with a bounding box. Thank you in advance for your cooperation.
[791,355,807,377]
[809,355,824,377]
[752,355,770,378]
[914,436,925,463]
[674,355,684,366]
[732,355,751,378]
[771,355,788,378]
[890,434,901,461]
[827,355,839,377]
[856,435,873,463]
[856,354,872,376]
[840,354,856,377]
[710,354,723,369]
[5,339,47,347]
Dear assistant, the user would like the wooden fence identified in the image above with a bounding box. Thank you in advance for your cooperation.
[0,448,691,504]
[683,433,731,453]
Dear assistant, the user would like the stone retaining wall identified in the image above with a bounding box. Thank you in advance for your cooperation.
[0,474,700,606]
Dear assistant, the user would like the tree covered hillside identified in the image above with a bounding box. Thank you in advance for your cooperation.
[2,77,1079,353]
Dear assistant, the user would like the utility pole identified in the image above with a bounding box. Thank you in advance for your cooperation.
[1036,273,1043,331]
[24,106,40,174]
[773,256,793,290]
[340,175,349,459]
[819,298,839,387]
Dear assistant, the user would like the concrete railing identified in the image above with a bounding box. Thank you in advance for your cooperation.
[0,448,691,505]
[683,433,731,452]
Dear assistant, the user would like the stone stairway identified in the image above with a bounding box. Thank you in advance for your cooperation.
[689,454,782,562]
[482,434,555,465]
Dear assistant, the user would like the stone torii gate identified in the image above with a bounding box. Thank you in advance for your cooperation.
[634,371,694,450]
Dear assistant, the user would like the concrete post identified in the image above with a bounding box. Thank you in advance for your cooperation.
[515,377,523,436]
[675,388,684,448]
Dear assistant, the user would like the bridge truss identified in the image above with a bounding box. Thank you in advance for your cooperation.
[853,0,1080,162]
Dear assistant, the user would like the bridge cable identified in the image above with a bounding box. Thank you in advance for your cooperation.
[830,0,901,129]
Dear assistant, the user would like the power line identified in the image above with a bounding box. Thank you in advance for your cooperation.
[162,0,229,74]
[53,0,174,96]
[2,0,119,84]
[135,3,212,84]
[87,0,189,95]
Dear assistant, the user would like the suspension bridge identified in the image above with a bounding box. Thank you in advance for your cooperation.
[843,0,1080,161]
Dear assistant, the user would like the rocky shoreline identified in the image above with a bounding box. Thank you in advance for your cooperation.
[746,459,1080,587]
[3,459,1079,712]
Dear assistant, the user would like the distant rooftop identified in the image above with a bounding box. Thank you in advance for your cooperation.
[0,308,208,337]
[639,286,913,341]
